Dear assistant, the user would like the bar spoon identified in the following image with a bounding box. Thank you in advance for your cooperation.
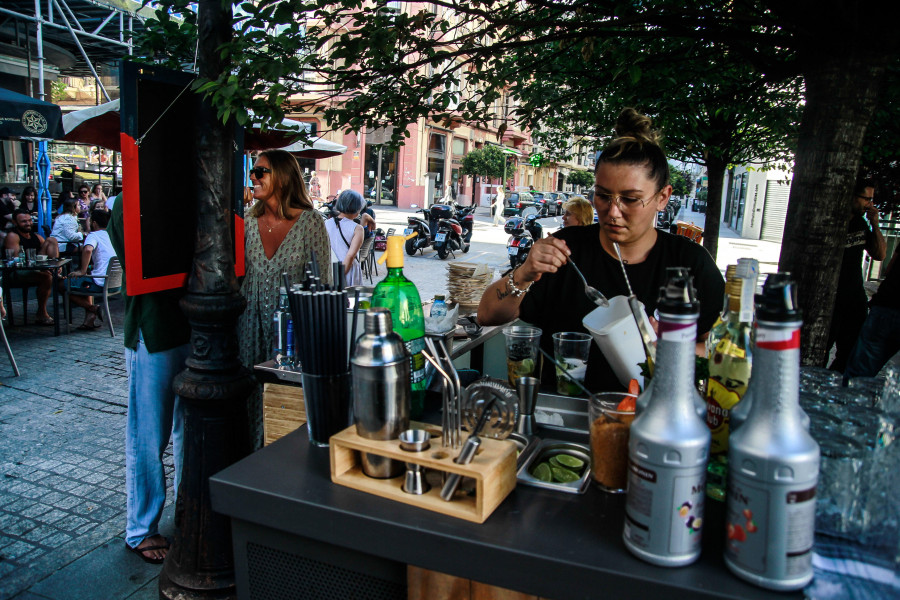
[568,257,609,307]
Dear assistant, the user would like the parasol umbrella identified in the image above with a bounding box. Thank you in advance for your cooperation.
[61,99,121,150]
[62,102,347,157]
[0,87,64,140]
[278,136,347,158]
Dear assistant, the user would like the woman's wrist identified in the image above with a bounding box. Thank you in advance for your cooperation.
[507,267,534,297]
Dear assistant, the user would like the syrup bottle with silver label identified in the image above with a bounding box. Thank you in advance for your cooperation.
[724,275,819,591]
[623,269,711,567]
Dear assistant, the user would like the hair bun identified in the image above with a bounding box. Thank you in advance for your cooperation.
[614,108,660,146]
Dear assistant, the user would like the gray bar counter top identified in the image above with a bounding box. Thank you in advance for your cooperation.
[210,425,804,600]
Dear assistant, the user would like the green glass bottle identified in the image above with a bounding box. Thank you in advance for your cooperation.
[705,258,758,501]
[371,236,427,418]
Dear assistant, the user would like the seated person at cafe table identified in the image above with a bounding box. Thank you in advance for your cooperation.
[49,199,84,253]
[63,209,115,330]
[4,210,60,325]
[477,108,724,392]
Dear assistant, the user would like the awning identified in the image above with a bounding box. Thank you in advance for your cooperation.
[63,102,346,157]
[0,87,64,139]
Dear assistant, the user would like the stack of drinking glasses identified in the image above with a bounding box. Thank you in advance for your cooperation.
[800,363,900,566]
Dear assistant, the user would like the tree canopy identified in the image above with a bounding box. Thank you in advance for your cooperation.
[567,170,594,189]
[138,0,900,364]
[460,144,507,180]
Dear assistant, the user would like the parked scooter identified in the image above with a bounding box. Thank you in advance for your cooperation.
[452,203,476,243]
[431,203,470,259]
[404,206,432,255]
[505,214,543,270]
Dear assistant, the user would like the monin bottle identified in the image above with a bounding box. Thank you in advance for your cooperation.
[724,275,819,591]
[623,270,711,567]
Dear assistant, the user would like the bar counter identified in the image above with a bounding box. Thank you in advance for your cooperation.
[210,425,804,600]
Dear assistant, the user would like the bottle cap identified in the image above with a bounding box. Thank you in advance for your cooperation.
[657,267,699,314]
[434,295,445,301]
[381,236,405,268]
[756,272,802,322]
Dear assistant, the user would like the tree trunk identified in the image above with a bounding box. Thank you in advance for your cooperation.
[779,53,887,366]
[702,156,728,261]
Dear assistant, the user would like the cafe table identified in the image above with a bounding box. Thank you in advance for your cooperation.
[1,258,71,337]
[210,423,806,600]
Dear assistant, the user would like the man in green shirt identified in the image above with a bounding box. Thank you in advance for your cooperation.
[108,197,192,564]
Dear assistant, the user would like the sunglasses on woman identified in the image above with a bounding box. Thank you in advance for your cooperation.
[249,166,272,179]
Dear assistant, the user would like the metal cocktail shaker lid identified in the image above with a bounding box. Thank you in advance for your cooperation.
[351,308,408,367]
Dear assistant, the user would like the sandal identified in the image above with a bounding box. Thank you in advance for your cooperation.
[76,323,95,331]
[34,316,54,326]
[125,541,168,565]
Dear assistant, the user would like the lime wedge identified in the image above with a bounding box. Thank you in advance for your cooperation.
[548,455,563,468]
[532,462,553,482]
[551,466,580,483]
[555,454,585,470]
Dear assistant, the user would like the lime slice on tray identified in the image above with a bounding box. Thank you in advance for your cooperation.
[551,466,581,483]
[532,462,553,482]
[555,454,585,470]
[548,456,562,468]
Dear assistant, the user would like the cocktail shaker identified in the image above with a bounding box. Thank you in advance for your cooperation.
[351,308,411,478]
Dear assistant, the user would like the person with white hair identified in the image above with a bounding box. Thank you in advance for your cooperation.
[325,190,365,287]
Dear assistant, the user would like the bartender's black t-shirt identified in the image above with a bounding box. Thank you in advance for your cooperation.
[519,225,725,392]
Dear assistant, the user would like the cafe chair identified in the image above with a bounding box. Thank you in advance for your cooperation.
[64,257,123,337]
[0,289,19,376]
[358,236,375,284]
[2,279,37,326]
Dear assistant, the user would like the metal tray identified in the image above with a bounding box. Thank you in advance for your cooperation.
[507,432,541,470]
[534,392,590,434]
[516,439,591,494]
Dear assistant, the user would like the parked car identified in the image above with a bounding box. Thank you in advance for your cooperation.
[531,192,555,217]
[501,191,536,216]
[546,192,566,215]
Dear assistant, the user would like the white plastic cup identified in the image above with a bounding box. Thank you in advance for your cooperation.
[582,296,655,387]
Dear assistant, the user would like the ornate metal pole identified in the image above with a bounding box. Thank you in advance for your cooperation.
[159,0,254,598]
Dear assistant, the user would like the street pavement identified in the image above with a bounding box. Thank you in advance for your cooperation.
[0,201,779,599]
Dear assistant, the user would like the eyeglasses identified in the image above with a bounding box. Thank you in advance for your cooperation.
[79,189,90,195]
[249,166,272,179]
[594,189,658,212]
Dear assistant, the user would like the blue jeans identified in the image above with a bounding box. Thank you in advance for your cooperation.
[844,306,900,381]
[124,332,191,548]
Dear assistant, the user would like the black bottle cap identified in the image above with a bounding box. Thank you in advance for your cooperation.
[657,267,699,314]
[757,272,802,322]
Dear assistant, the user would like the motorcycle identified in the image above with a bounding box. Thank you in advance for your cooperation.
[505,214,543,270]
[655,204,675,231]
[318,199,337,219]
[404,207,432,255]
[430,203,470,259]
[452,203,476,243]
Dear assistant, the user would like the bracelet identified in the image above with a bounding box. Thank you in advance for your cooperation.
[507,268,534,297]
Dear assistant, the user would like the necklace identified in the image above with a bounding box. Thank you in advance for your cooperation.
[264,217,282,234]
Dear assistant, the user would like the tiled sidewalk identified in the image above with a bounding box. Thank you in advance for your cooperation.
[0,294,176,600]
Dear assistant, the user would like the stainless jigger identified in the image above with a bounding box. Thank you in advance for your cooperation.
[399,429,431,495]
[515,376,540,436]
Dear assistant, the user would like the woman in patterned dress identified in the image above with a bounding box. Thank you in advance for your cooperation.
[239,149,331,450]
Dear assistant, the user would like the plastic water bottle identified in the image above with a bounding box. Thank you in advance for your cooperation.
[430,295,447,318]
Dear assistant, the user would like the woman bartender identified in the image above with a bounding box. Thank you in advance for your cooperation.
[478,108,724,391]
